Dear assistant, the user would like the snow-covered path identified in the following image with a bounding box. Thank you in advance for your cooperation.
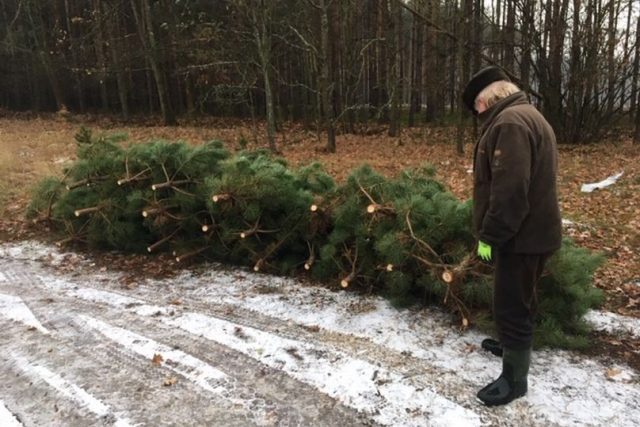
[0,241,638,427]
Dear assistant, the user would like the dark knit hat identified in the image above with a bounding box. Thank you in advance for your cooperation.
[462,66,510,113]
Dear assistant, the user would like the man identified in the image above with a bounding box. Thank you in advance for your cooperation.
[462,66,562,406]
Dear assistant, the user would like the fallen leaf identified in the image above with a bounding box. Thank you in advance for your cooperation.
[163,375,178,386]
[464,343,478,353]
[152,353,164,365]
[606,368,621,380]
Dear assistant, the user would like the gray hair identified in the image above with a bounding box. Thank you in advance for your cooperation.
[475,80,521,110]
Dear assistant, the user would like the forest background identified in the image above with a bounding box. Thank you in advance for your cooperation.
[0,1,638,328]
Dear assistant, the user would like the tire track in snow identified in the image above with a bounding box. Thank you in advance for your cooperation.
[1,310,264,427]
[0,293,50,334]
[59,283,479,425]
[1,258,510,425]
[78,314,230,395]
[3,242,640,426]
[142,269,640,427]
[165,312,481,427]
[0,269,376,426]
[10,353,134,427]
[3,265,480,426]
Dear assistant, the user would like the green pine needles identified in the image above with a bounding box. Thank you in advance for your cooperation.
[28,128,604,349]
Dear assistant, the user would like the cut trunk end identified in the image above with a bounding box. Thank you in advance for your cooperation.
[212,193,232,203]
[175,247,208,263]
[74,206,100,217]
[441,270,454,283]
[341,271,356,288]
[66,178,90,190]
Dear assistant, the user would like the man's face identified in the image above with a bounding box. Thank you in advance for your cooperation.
[474,98,488,114]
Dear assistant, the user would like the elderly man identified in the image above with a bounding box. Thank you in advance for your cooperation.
[462,66,562,406]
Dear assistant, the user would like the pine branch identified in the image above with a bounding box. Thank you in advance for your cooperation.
[304,242,315,270]
[151,179,192,191]
[405,211,443,262]
[117,167,151,186]
[147,228,180,253]
[253,228,297,272]
[66,175,110,190]
[340,244,358,288]
[175,246,209,263]
[74,206,101,217]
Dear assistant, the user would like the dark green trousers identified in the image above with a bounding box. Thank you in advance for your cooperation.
[493,251,551,350]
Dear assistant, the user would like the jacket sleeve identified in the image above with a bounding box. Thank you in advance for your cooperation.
[479,123,532,247]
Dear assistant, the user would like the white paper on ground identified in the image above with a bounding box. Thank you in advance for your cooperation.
[581,172,624,192]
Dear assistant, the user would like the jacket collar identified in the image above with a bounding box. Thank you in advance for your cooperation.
[478,91,529,133]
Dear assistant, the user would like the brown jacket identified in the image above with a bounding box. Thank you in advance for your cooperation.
[473,92,562,254]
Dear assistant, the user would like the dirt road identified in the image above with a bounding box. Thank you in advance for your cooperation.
[0,241,638,427]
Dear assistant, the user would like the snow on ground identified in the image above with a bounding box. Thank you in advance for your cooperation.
[78,314,229,395]
[0,401,22,427]
[0,293,50,334]
[11,353,134,427]
[167,312,481,427]
[584,310,640,339]
[1,240,640,427]
[160,268,640,427]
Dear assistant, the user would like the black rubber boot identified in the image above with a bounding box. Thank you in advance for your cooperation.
[481,338,503,357]
[477,347,531,406]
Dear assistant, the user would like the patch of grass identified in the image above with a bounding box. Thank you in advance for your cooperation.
[0,147,18,208]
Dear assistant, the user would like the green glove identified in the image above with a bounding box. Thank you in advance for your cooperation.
[477,241,492,262]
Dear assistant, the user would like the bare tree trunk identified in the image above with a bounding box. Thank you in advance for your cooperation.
[25,2,66,111]
[130,0,176,125]
[473,0,482,72]
[94,0,109,111]
[567,0,583,143]
[634,16,640,143]
[504,0,515,73]
[251,3,278,153]
[543,0,570,139]
[631,14,640,121]
[492,0,502,61]
[105,3,129,120]
[388,0,401,137]
[520,0,535,91]
[620,0,633,112]
[456,0,472,155]
[319,0,336,151]
[408,10,422,127]
[64,0,85,112]
[606,0,617,114]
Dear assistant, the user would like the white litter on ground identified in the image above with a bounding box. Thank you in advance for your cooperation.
[11,354,134,427]
[581,171,624,192]
[584,310,640,339]
[0,293,50,334]
[0,401,22,427]
[165,312,481,427]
